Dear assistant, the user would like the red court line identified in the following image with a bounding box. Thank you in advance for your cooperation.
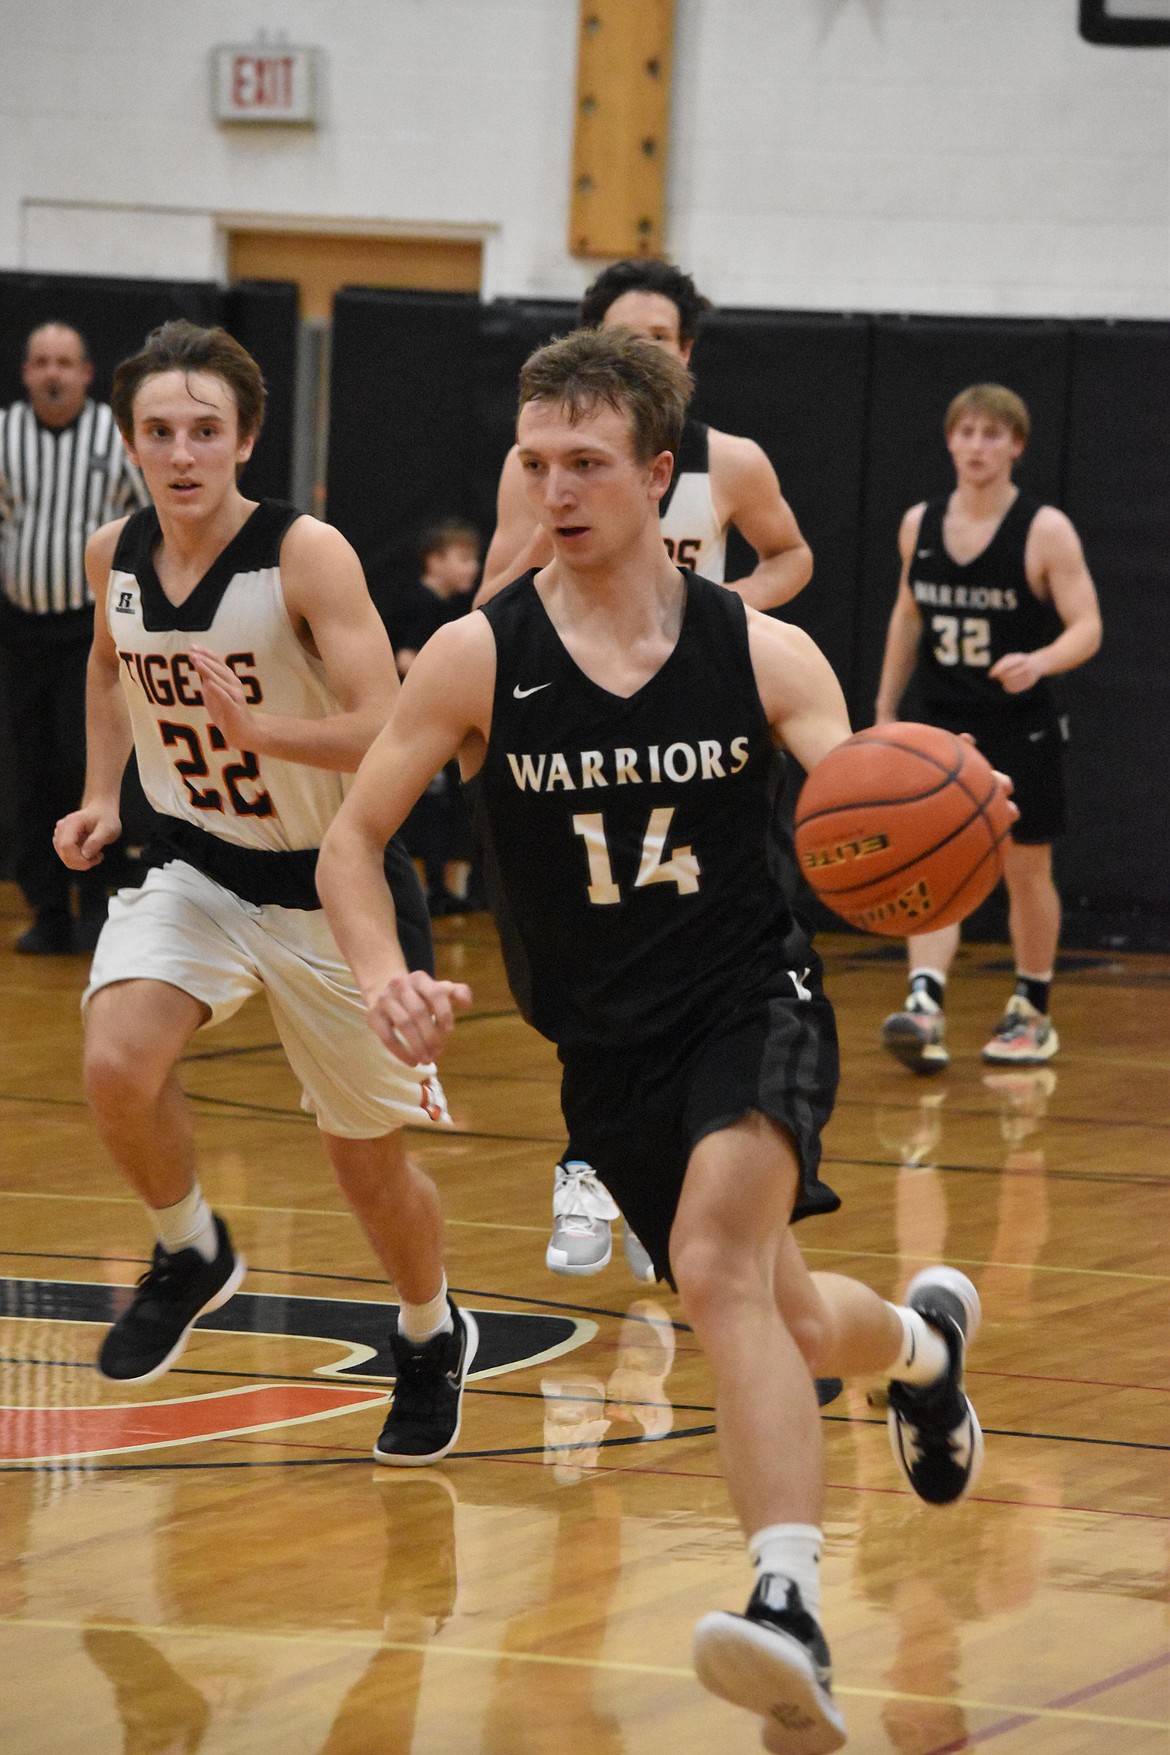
[923,1647,1170,1753]
[0,1384,386,1461]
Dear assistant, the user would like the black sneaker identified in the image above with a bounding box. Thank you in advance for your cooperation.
[97,1215,245,1384]
[693,1575,846,1754]
[374,1299,479,1466]
[887,1266,983,1505]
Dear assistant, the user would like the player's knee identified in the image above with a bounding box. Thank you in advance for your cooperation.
[670,1229,758,1327]
[786,1306,830,1374]
[83,1033,164,1114]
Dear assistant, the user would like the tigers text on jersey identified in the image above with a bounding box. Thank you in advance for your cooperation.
[658,419,726,582]
[107,501,346,853]
[472,569,813,1050]
[910,491,1063,717]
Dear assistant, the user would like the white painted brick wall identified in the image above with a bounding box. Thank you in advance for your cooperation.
[0,0,1166,316]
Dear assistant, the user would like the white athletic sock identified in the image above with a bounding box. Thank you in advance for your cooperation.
[398,1275,453,1345]
[887,1302,949,1386]
[151,1184,218,1263]
[749,1523,823,1622]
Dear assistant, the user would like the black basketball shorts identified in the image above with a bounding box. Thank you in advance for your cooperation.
[558,977,842,1285]
[929,708,1069,845]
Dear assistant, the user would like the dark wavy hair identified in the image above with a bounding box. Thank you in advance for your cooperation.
[112,320,266,443]
[579,260,711,346]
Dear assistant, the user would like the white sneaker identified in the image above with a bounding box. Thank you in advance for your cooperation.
[694,1575,846,1754]
[881,993,949,1074]
[545,1161,619,1275]
[981,993,1059,1065]
[622,1223,657,1283]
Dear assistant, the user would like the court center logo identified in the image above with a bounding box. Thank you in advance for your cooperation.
[0,1277,594,1463]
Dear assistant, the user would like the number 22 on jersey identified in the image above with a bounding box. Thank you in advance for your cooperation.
[573,807,700,905]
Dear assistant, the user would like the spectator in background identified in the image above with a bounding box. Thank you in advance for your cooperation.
[382,519,483,916]
[0,322,147,952]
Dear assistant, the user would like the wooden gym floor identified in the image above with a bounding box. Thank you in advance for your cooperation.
[0,879,1166,1754]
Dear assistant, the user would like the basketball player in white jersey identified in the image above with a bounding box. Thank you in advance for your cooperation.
[477,260,814,1277]
[53,321,477,1466]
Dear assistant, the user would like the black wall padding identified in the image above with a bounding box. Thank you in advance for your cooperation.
[691,310,872,695]
[222,279,298,501]
[0,270,222,407]
[0,269,295,500]
[470,299,576,538]
[852,317,1073,728]
[1058,321,1170,910]
[326,287,481,615]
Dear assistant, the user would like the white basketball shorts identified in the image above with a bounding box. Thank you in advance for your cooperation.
[84,860,451,1140]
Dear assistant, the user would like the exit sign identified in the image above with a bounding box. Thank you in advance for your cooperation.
[213,45,318,124]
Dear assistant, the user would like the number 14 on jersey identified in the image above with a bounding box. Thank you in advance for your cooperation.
[573,808,700,905]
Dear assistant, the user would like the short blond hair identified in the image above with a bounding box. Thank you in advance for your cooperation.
[518,326,693,465]
[945,383,1030,445]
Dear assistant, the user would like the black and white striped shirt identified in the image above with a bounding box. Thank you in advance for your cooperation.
[0,399,147,616]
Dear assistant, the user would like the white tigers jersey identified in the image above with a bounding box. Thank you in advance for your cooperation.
[658,419,726,583]
[106,501,346,853]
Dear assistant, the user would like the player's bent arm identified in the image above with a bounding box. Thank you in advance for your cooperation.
[195,518,399,773]
[747,612,853,774]
[711,431,813,612]
[1024,509,1103,674]
[474,447,554,607]
[54,523,134,870]
[874,506,927,722]
[316,617,494,1061]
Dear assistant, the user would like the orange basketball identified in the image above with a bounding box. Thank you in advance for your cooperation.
[793,723,1015,936]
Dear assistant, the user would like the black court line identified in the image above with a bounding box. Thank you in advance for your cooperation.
[824,1153,1169,1189]
[0,1425,723,1474]
[0,1249,694,1331]
[3,1083,1166,1181]
[7,1077,1168,1154]
[2,1418,1166,1477]
[0,1352,716,1415]
[833,1091,1170,1133]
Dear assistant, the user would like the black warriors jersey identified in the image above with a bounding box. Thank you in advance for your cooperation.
[471,571,814,1049]
[910,492,1063,718]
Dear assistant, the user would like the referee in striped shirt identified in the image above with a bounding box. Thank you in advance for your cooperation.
[0,321,147,953]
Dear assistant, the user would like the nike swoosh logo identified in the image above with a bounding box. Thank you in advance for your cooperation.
[513,682,552,699]
[1028,729,1046,742]
[917,549,933,558]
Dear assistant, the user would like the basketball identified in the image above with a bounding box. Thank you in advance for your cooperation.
[794,723,1015,936]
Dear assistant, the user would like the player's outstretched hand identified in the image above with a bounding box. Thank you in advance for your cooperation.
[190,646,259,749]
[365,970,474,1066]
[955,732,1020,826]
[54,804,121,870]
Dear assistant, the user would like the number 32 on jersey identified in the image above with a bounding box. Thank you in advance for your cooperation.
[573,808,699,905]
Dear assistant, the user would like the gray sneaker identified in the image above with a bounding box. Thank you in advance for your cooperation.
[881,995,949,1074]
[545,1161,619,1275]
[622,1223,657,1283]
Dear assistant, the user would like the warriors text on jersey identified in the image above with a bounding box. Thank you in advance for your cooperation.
[107,501,344,853]
[472,569,814,1049]
[658,419,725,582]
[910,491,1063,717]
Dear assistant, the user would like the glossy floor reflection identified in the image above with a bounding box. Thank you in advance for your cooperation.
[1,887,1167,1754]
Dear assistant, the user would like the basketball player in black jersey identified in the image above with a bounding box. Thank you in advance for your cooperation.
[319,328,1001,1753]
[874,385,1101,1072]
[478,260,814,1279]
